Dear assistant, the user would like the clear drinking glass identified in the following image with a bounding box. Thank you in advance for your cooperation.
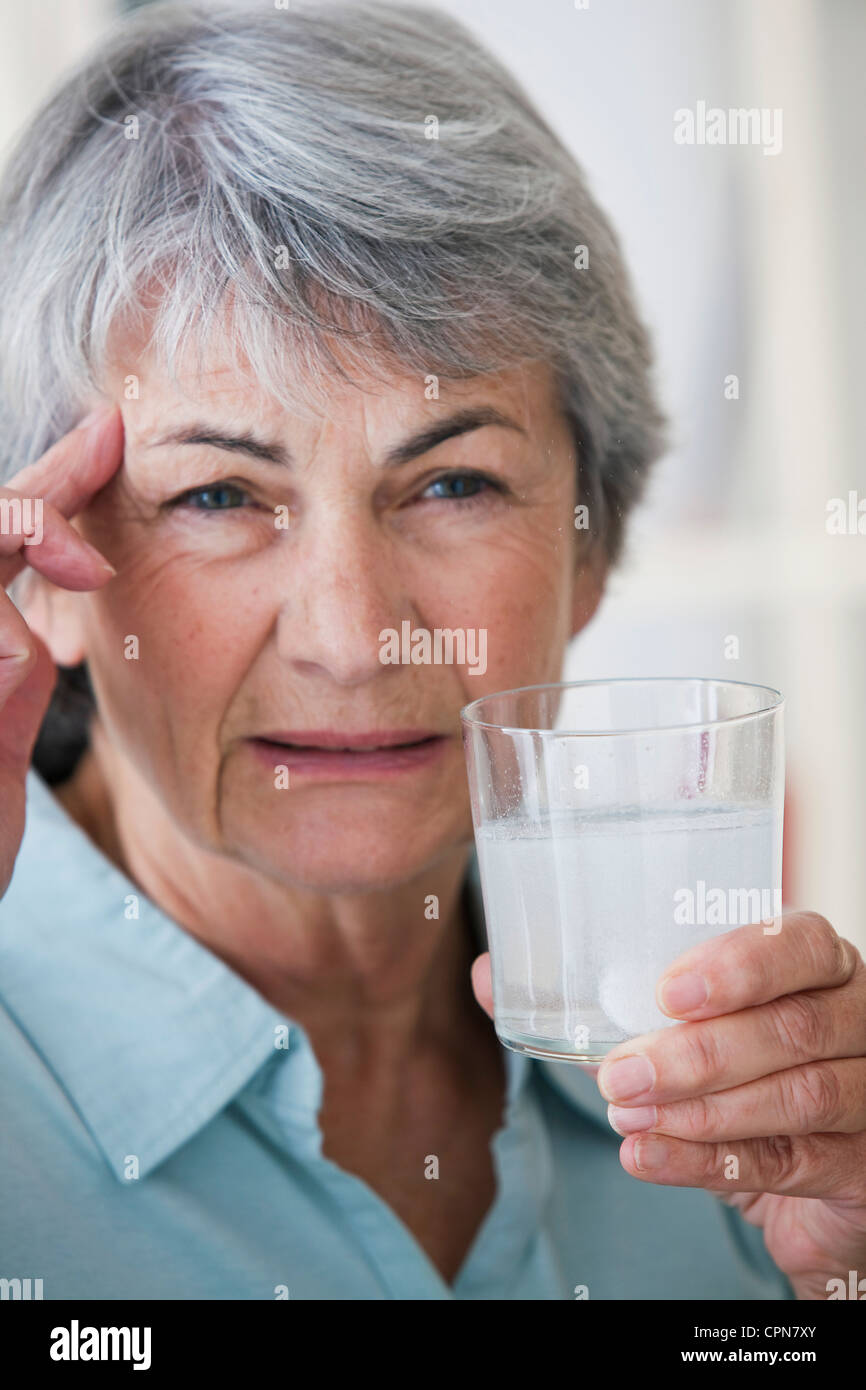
[461,677,785,1063]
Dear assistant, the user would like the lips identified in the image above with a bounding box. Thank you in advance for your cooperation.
[246,729,449,781]
[255,729,441,751]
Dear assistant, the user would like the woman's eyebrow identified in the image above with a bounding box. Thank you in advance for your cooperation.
[144,406,525,470]
[145,426,290,467]
[382,407,526,466]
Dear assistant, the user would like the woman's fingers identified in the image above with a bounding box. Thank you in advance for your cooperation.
[0,603,56,899]
[0,404,123,901]
[615,1128,866,1200]
[608,1056,866,1140]
[471,952,493,1017]
[596,967,866,1109]
[596,918,866,1109]
[655,913,857,1023]
[0,608,55,770]
[4,404,123,513]
[0,587,39,709]
[0,405,123,590]
[0,491,117,590]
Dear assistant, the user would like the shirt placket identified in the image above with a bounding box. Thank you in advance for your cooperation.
[238,1033,559,1300]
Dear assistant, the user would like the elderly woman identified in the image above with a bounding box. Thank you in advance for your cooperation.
[0,0,863,1304]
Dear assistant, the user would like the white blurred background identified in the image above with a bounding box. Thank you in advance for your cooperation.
[1,0,863,948]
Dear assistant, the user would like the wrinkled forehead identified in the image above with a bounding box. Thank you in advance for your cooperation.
[101,306,566,458]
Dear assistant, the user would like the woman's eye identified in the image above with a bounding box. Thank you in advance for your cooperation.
[172,482,252,511]
[421,472,498,503]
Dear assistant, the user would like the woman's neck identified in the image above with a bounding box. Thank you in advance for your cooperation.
[51,720,485,1074]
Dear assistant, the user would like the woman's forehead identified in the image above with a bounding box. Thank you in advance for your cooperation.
[104,337,562,452]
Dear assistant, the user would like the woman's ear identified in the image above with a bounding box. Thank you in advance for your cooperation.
[570,543,608,639]
[17,572,87,667]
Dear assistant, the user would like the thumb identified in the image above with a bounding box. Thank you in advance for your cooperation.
[0,633,56,777]
[0,633,55,898]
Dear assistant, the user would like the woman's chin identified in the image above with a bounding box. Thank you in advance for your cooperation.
[218,769,472,892]
[226,816,467,895]
[246,852,439,896]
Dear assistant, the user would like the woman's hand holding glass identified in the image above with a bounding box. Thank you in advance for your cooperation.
[474,911,866,1300]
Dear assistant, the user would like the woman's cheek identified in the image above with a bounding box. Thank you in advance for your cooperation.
[437,512,573,647]
[412,566,569,702]
[479,591,569,691]
[82,544,267,689]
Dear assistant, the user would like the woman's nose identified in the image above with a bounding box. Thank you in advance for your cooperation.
[274,511,413,686]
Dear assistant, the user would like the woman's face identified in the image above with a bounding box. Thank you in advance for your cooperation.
[45,327,605,891]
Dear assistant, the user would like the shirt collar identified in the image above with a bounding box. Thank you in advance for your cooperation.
[0,772,600,1185]
[0,770,289,1182]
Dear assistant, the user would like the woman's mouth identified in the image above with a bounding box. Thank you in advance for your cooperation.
[246,730,449,781]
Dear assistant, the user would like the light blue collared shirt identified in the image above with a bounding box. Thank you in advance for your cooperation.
[0,770,794,1300]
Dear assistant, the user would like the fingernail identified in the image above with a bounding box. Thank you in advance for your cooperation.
[659,971,708,1016]
[79,538,115,574]
[633,1135,669,1171]
[608,1103,657,1135]
[598,1054,655,1102]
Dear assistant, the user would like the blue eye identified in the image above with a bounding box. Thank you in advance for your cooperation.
[176,483,250,510]
[423,472,495,502]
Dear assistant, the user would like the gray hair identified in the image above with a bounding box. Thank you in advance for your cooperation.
[0,0,667,780]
